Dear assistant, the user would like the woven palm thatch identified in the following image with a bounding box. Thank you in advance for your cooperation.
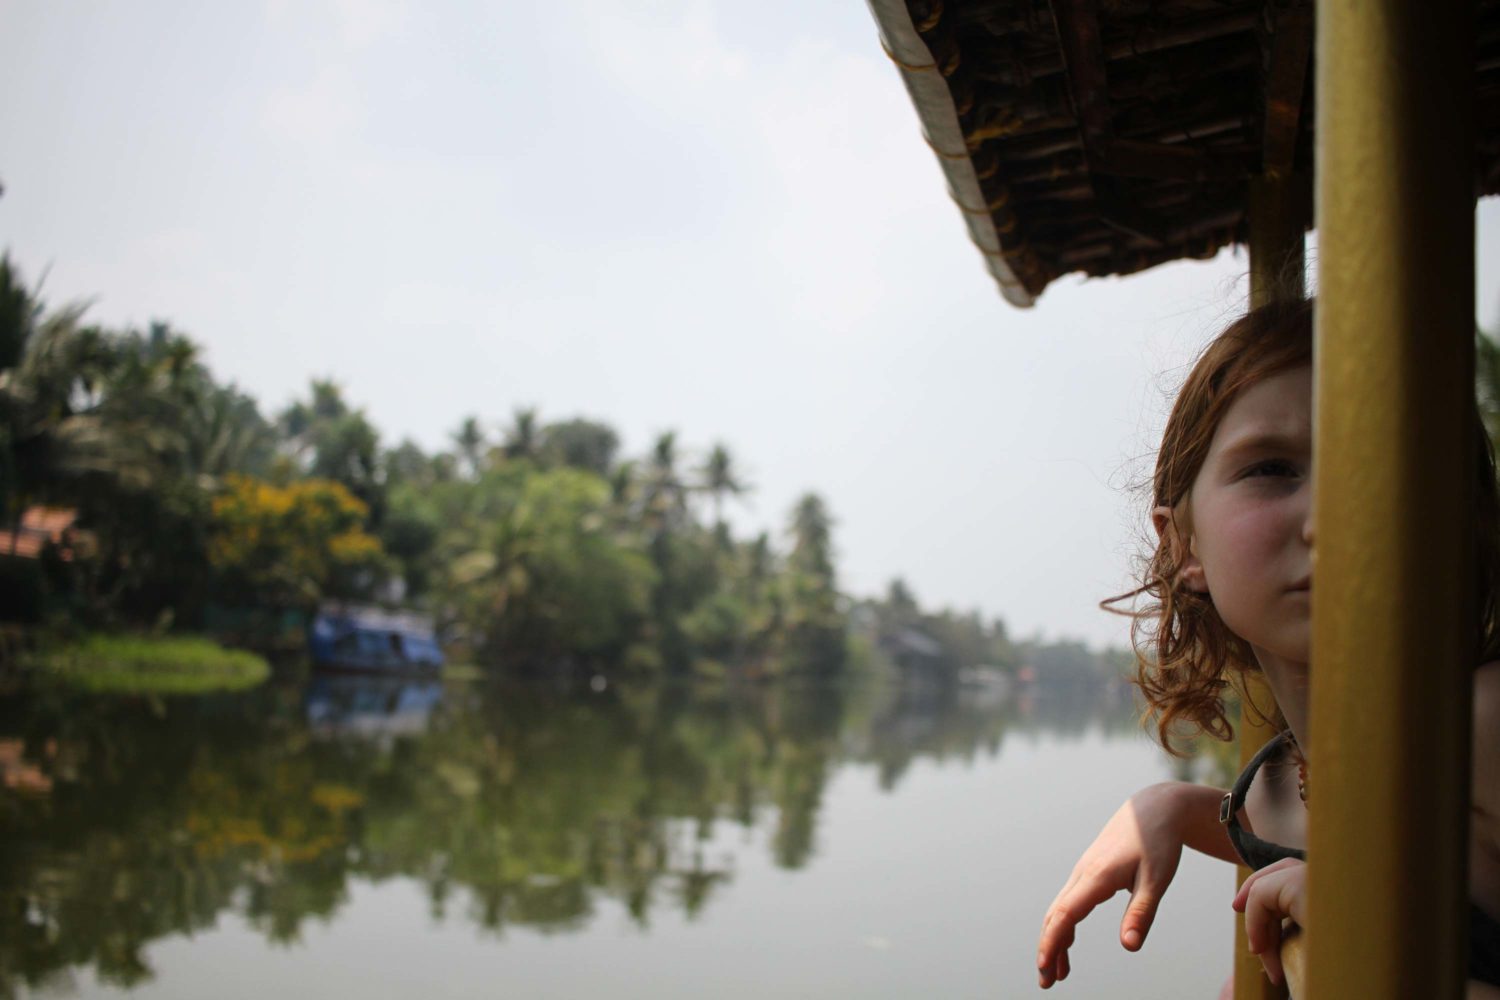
[868,0,1500,307]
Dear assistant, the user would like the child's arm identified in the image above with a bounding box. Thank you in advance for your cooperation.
[1036,781,1239,989]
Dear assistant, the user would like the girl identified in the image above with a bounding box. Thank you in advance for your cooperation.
[1033,298,1500,995]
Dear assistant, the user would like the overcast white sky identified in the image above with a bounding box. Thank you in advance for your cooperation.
[3,1,1498,649]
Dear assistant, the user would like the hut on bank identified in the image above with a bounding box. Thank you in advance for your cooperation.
[862,0,1500,997]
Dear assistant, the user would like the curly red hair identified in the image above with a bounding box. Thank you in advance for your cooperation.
[1109,298,1500,755]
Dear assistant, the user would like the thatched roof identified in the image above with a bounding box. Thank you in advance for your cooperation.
[867,0,1500,307]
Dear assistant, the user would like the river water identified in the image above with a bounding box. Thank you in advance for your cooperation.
[1,672,1241,999]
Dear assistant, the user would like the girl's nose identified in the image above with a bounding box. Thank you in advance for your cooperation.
[1301,484,1316,547]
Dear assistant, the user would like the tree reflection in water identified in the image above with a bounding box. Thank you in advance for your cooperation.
[0,670,1136,996]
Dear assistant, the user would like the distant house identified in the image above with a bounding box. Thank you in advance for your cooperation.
[0,506,95,562]
[889,627,943,662]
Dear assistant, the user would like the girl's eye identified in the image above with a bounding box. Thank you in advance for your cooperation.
[1242,459,1298,479]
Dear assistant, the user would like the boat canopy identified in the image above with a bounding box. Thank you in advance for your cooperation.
[865,0,1500,306]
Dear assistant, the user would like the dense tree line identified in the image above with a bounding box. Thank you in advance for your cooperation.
[0,256,843,677]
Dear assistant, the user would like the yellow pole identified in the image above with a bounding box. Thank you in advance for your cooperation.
[1232,677,1290,1000]
[1233,174,1307,1000]
[1248,175,1309,306]
[1312,1,1475,997]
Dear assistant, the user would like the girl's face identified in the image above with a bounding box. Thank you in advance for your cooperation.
[1180,364,1314,665]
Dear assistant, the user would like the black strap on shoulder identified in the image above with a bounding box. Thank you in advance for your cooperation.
[1219,729,1307,871]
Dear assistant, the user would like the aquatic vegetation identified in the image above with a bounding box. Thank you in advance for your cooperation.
[31,634,270,694]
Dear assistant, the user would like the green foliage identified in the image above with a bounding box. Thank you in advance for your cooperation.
[378,505,440,596]
[696,442,747,527]
[502,406,542,461]
[277,380,385,523]
[0,262,280,624]
[450,415,487,478]
[0,255,36,372]
[435,468,657,660]
[541,417,620,476]
[779,493,844,677]
[30,634,269,693]
[0,255,863,678]
[680,589,753,667]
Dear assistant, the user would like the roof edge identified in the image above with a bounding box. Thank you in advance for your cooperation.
[865,0,1036,308]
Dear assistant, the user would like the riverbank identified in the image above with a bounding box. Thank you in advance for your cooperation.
[29,634,271,694]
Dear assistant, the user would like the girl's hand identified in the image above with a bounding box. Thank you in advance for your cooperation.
[1230,857,1308,988]
[1036,783,1199,989]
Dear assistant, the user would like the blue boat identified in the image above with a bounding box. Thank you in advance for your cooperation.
[308,605,445,675]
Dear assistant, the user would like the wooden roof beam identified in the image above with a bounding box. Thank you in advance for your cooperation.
[1095,182,1169,245]
[1049,0,1112,167]
[1261,2,1314,179]
[1046,0,1166,241]
[1050,0,1256,185]
[1000,11,1261,81]
[1101,137,1257,181]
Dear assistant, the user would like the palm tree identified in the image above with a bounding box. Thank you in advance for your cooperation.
[609,459,638,510]
[451,415,486,479]
[502,407,541,461]
[97,322,214,480]
[745,532,773,586]
[275,379,385,520]
[0,255,35,372]
[650,431,678,476]
[788,493,834,583]
[0,261,139,515]
[782,492,845,676]
[642,431,687,532]
[277,378,349,462]
[183,384,276,483]
[697,442,747,528]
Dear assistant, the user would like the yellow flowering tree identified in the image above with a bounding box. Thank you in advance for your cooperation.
[209,475,388,611]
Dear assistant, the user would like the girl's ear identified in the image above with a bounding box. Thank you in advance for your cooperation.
[1152,505,1208,593]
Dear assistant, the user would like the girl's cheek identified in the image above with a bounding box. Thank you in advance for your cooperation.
[1224,505,1287,552]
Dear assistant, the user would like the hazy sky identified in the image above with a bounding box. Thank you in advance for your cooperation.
[4,1,1498,648]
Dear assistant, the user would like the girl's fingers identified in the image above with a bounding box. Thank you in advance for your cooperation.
[1239,871,1279,953]
[1036,922,1075,983]
[1241,883,1273,960]
[1257,918,1285,986]
[1039,948,1067,989]
[1231,872,1253,912]
[1039,878,1114,964]
[1039,872,1124,987]
[1121,872,1163,950]
[1039,870,1161,992]
[1236,863,1305,986]
[1231,857,1300,913]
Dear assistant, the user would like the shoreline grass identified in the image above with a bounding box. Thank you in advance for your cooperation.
[440,663,483,682]
[32,634,271,694]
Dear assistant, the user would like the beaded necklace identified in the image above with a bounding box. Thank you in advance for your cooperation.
[1289,733,1309,805]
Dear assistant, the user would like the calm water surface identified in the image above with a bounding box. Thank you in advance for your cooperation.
[1,673,1238,999]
